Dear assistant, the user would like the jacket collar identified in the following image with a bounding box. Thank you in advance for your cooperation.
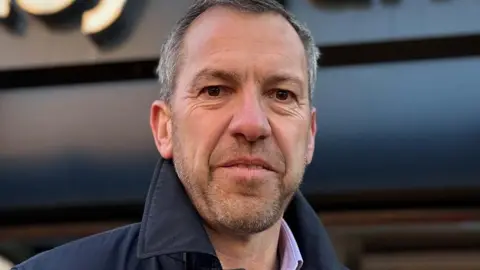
[137,158,343,270]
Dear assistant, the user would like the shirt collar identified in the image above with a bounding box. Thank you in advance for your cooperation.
[279,219,303,270]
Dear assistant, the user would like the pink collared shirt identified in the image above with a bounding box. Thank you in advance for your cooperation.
[279,219,303,270]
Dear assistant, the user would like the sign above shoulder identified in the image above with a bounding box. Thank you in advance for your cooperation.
[0,0,141,49]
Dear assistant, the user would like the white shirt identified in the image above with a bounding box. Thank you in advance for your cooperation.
[278,219,303,270]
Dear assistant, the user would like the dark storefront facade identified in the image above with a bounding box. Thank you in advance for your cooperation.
[1,0,480,269]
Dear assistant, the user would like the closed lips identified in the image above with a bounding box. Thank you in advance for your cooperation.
[219,158,275,172]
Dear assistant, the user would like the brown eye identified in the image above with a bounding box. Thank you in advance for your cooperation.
[207,86,221,96]
[275,89,292,101]
[203,86,222,97]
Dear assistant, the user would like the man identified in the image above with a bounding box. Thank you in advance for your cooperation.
[13,0,347,269]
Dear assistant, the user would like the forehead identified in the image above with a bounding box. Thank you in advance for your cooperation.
[180,6,307,83]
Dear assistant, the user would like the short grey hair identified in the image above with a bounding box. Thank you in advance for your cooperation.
[156,0,320,103]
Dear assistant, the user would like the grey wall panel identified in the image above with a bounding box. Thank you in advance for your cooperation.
[314,57,480,137]
[0,80,160,209]
[0,80,158,160]
[289,0,480,45]
[0,157,157,209]
[303,57,480,194]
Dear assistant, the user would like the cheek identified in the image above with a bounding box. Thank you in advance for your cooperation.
[173,109,227,169]
[271,118,310,173]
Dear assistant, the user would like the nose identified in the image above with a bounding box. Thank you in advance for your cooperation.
[228,91,272,142]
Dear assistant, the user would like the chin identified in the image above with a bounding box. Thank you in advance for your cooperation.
[208,194,284,234]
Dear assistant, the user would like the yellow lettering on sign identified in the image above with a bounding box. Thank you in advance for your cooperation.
[16,0,75,15]
[0,0,135,47]
[82,0,128,35]
[0,0,11,19]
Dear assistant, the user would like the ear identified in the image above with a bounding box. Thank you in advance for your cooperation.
[306,107,317,164]
[150,100,173,159]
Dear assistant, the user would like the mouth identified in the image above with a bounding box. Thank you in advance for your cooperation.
[218,157,275,172]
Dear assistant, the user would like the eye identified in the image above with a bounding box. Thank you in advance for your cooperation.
[200,85,228,98]
[270,89,296,103]
[205,86,221,96]
[275,90,290,101]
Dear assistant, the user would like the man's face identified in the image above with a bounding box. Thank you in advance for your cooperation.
[151,7,316,234]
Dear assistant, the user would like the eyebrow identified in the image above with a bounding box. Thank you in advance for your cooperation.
[190,68,242,88]
[263,73,305,91]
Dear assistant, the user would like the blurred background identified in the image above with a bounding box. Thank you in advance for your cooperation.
[1,0,480,269]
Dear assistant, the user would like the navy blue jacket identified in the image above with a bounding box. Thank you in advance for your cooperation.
[13,159,346,270]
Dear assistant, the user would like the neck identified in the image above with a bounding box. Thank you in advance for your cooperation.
[205,220,282,270]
